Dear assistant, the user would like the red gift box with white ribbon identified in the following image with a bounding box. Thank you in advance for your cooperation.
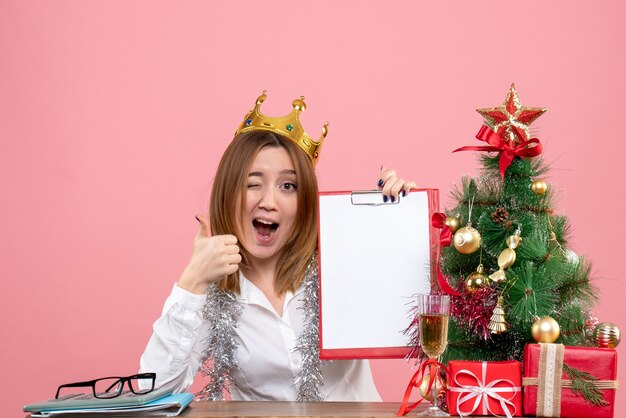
[523,343,618,418]
[447,360,522,417]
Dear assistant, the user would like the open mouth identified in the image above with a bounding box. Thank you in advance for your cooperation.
[253,218,279,238]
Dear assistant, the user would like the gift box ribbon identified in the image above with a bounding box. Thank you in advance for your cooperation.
[522,377,618,389]
[522,343,618,417]
[449,361,520,418]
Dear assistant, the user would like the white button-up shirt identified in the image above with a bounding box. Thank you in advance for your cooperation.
[139,276,381,401]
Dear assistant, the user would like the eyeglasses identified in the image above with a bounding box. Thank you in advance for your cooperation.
[55,373,156,399]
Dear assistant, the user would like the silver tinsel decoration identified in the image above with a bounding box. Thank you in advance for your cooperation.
[196,252,325,401]
[197,283,242,401]
[293,252,326,401]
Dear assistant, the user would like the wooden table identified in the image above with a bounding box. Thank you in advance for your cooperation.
[180,401,446,417]
[26,401,464,417]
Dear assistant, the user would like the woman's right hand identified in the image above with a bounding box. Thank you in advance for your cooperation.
[177,215,242,294]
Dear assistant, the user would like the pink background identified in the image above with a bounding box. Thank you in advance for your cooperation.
[2,1,625,415]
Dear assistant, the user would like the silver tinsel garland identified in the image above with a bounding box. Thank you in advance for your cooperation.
[197,283,242,400]
[293,253,326,401]
[197,252,325,401]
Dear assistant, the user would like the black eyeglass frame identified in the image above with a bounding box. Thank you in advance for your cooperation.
[54,373,156,399]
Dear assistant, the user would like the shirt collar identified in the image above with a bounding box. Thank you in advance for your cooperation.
[238,271,302,310]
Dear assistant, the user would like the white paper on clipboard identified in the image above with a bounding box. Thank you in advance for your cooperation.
[318,189,439,359]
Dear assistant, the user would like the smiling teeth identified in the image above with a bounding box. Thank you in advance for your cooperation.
[256,219,275,225]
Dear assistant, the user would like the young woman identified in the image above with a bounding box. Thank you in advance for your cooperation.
[139,93,416,401]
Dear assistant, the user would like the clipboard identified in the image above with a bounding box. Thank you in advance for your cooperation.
[318,188,439,359]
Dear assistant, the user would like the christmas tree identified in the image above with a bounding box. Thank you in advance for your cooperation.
[434,84,599,363]
[398,84,619,416]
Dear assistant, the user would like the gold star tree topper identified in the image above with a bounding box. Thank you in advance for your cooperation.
[477,84,547,145]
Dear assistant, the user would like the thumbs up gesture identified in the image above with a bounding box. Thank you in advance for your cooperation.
[177,215,242,294]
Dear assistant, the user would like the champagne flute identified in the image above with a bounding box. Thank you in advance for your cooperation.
[418,294,450,416]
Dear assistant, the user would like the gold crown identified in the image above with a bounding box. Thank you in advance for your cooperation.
[235,91,328,166]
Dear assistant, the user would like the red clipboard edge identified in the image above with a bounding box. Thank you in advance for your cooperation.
[317,188,440,360]
[319,346,412,360]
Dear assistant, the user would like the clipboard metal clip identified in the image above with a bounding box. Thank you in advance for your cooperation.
[350,190,401,206]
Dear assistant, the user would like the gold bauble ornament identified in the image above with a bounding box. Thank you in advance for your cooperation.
[445,216,461,233]
[594,322,621,348]
[531,316,560,343]
[531,179,548,195]
[453,226,481,254]
[465,264,490,293]
[418,373,446,402]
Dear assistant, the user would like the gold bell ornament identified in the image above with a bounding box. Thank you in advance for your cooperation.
[418,373,447,402]
[453,198,481,254]
[531,179,548,195]
[531,316,560,343]
[489,230,522,283]
[465,264,490,293]
[488,296,508,334]
[594,322,621,348]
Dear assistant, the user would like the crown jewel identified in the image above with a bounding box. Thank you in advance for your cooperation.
[235,91,328,165]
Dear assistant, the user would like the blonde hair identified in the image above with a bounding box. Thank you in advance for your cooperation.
[210,131,319,295]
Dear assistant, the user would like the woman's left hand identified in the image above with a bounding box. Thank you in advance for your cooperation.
[376,166,417,202]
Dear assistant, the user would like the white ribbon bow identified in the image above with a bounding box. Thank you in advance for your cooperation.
[449,362,521,418]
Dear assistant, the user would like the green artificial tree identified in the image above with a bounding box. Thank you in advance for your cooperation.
[399,84,616,416]
[436,84,599,364]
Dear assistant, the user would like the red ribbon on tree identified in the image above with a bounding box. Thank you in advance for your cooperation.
[453,125,543,178]
[397,358,449,416]
[432,213,460,296]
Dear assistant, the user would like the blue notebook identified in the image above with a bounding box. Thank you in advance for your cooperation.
[25,392,194,417]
